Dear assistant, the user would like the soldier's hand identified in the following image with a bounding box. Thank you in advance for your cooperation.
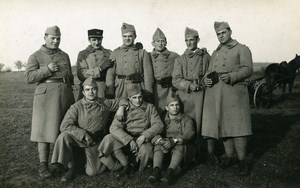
[220,73,230,84]
[115,106,125,122]
[136,135,146,147]
[100,59,114,71]
[130,140,138,153]
[176,138,184,145]
[203,77,213,87]
[48,62,59,72]
[189,83,198,92]
[84,133,93,146]
[163,139,172,150]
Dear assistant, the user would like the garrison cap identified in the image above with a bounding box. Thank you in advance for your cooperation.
[82,77,97,87]
[166,91,181,105]
[127,84,142,97]
[45,25,61,36]
[214,21,231,32]
[152,28,166,41]
[185,27,199,38]
[121,23,136,34]
[88,29,103,38]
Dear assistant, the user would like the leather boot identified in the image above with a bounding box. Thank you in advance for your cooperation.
[116,164,130,177]
[161,168,175,185]
[39,162,52,179]
[148,167,162,184]
[207,153,220,166]
[219,157,236,169]
[238,160,249,176]
[51,163,66,177]
[61,166,76,182]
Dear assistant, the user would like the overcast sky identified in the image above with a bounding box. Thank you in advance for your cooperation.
[0,0,299,70]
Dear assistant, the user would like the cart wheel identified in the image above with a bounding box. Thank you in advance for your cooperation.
[254,82,272,109]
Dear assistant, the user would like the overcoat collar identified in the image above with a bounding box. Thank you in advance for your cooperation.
[120,44,139,51]
[216,39,238,51]
[128,102,147,111]
[152,48,170,58]
[184,48,203,58]
[41,45,62,54]
[164,113,183,124]
[82,97,103,108]
[86,45,105,53]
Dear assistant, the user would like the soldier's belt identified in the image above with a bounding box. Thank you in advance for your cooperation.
[41,76,73,85]
[156,76,173,88]
[117,73,144,83]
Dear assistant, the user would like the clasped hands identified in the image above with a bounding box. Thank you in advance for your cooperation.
[157,137,183,150]
[129,135,146,153]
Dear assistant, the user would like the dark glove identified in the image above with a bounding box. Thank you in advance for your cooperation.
[100,59,114,71]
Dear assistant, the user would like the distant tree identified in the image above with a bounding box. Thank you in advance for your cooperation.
[0,63,4,72]
[5,67,12,72]
[15,60,26,71]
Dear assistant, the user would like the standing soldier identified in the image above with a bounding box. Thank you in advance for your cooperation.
[202,21,253,176]
[106,23,154,101]
[76,29,114,100]
[24,26,75,178]
[150,28,179,114]
[172,27,210,160]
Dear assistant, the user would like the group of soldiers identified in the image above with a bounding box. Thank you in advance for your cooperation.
[24,21,253,185]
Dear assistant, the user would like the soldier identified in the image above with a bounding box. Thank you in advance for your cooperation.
[202,21,253,176]
[51,77,127,182]
[76,29,114,100]
[106,23,154,101]
[150,28,179,114]
[172,27,210,160]
[24,26,75,178]
[148,92,195,185]
[98,84,163,175]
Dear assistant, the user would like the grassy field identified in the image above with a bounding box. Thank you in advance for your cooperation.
[0,71,300,188]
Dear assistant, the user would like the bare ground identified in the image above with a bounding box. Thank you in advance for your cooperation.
[0,72,299,188]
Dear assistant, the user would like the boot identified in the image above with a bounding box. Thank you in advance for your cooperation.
[219,157,236,169]
[161,168,175,185]
[61,166,76,182]
[39,162,52,178]
[116,164,130,177]
[148,167,162,184]
[207,153,220,166]
[51,163,66,177]
[238,160,249,176]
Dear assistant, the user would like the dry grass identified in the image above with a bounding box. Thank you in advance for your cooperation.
[0,71,300,188]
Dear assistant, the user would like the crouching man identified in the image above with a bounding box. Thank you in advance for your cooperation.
[98,84,163,176]
[148,92,196,185]
[51,77,127,182]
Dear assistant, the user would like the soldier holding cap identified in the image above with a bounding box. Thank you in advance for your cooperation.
[150,28,179,114]
[148,91,195,185]
[106,23,154,101]
[202,21,253,176]
[24,25,75,178]
[172,27,210,160]
[76,28,114,100]
[98,84,163,176]
[51,77,128,182]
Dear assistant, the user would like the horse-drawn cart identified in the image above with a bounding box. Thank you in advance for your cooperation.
[247,54,300,109]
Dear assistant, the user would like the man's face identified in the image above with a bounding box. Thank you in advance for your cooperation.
[82,85,98,101]
[122,32,136,47]
[129,92,143,107]
[185,36,199,51]
[166,101,180,115]
[44,34,60,49]
[152,39,167,52]
[217,29,232,44]
[89,37,103,49]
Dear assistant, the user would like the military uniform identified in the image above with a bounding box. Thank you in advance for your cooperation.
[51,93,127,176]
[98,101,163,171]
[25,43,75,143]
[76,29,112,100]
[106,23,154,99]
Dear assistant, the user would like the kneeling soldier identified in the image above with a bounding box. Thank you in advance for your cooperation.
[148,92,196,185]
[51,77,127,182]
[98,84,163,176]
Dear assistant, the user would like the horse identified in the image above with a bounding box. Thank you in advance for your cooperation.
[265,54,300,105]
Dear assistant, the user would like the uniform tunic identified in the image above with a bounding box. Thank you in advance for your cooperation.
[51,97,126,175]
[106,44,154,98]
[24,45,75,143]
[202,39,253,139]
[76,45,111,99]
[172,48,210,133]
[98,102,163,170]
[150,49,179,113]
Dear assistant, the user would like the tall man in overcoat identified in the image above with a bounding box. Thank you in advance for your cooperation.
[24,26,75,178]
[172,27,210,159]
[51,77,127,182]
[202,21,253,176]
[76,29,114,100]
[106,23,154,101]
[150,28,179,114]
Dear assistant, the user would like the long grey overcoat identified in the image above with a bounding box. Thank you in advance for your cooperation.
[24,45,75,143]
[201,39,253,139]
